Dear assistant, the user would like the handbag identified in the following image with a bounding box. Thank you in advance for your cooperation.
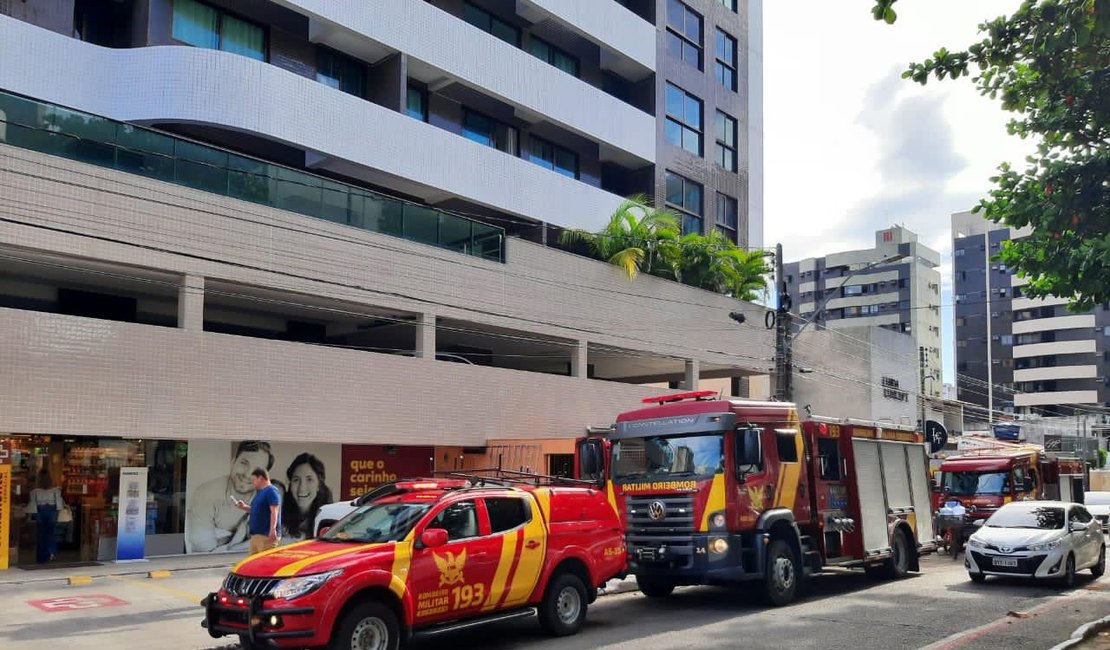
[55,488,73,524]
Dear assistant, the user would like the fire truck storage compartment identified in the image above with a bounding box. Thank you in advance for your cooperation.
[852,439,932,553]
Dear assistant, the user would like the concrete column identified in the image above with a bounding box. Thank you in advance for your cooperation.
[415,312,436,359]
[177,275,204,330]
[570,340,588,378]
[684,359,699,391]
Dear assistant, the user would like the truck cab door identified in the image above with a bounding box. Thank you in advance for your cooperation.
[483,495,547,610]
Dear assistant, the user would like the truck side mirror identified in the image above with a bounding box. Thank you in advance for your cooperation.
[736,428,762,478]
[577,439,605,487]
[421,528,449,548]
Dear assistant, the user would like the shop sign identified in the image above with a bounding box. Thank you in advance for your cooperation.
[341,446,434,499]
[0,465,9,570]
[0,438,10,464]
[28,595,129,611]
[116,467,148,562]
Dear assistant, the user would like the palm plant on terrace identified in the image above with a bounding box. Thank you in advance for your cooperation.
[560,194,681,280]
[673,230,771,301]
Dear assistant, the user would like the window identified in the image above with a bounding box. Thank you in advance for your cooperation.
[954,248,966,257]
[718,0,738,11]
[775,430,798,462]
[463,2,519,46]
[172,0,265,61]
[429,500,479,540]
[665,83,703,155]
[715,192,737,237]
[485,498,531,533]
[666,0,703,70]
[665,171,703,234]
[406,85,427,122]
[715,110,737,171]
[816,438,841,480]
[462,108,518,155]
[529,36,579,77]
[528,136,578,179]
[843,285,863,296]
[715,29,738,91]
[317,47,365,98]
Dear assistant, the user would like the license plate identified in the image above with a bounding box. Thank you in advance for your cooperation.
[992,557,1019,567]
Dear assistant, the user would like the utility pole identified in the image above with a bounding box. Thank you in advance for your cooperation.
[774,242,793,401]
[919,346,928,431]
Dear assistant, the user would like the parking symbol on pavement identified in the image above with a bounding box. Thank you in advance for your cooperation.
[28,594,129,612]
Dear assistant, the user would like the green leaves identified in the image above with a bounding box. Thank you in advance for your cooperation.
[872,0,898,24]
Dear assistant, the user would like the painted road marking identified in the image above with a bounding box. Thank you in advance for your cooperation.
[108,574,205,604]
[28,594,128,611]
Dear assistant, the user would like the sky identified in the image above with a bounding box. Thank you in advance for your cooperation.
[762,0,1033,385]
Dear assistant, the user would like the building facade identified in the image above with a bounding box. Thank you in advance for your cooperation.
[952,210,1109,417]
[782,226,943,398]
[0,0,765,567]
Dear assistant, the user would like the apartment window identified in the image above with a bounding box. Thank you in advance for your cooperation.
[954,248,966,257]
[529,136,578,179]
[665,171,703,234]
[406,85,428,122]
[462,109,518,154]
[463,2,520,46]
[666,0,703,70]
[718,0,738,11]
[665,83,703,156]
[716,192,738,236]
[843,285,862,297]
[715,29,738,92]
[529,36,579,77]
[715,110,737,171]
[172,0,265,61]
[316,47,365,98]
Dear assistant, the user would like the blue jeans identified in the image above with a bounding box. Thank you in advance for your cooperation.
[36,504,58,563]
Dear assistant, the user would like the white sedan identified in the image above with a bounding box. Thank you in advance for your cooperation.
[965,501,1106,586]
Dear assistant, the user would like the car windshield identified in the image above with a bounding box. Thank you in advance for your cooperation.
[985,506,1065,530]
[612,434,724,480]
[320,502,429,543]
[943,471,1011,496]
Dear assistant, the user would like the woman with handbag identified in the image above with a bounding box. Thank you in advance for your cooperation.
[29,470,65,563]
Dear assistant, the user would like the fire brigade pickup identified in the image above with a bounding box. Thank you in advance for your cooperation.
[202,475,626,649]
[577,391,937,606]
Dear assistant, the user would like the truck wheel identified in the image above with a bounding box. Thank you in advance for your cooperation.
[237,634,257,650]
[763,539,799,607]
[539,573,588,637]
[329,601,400,650]
[884,530,910,579]
[636,576,675,598]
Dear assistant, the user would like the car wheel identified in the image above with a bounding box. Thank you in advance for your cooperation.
[763,539,800,607]
[968,572,986,584]
[636,575,675,598]
[1061,553,1076,588]
[329,601,400,650]
[538,572,588,637]
[1092,546,1106,578]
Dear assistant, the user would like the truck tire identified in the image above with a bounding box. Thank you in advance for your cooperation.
[884,529,911,579]
[238,634,257,650]
[762,539,799,607]
[329,601,400,650]
[538,572,588,637]
[636,576,675,598]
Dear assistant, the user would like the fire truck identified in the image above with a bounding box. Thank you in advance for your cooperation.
[202,473,626,649]
[935,445,1087,522]
[576,391,937,606]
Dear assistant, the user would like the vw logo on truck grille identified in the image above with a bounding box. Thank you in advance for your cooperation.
[648,501,667,521]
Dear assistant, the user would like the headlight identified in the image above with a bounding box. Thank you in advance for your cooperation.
[709,538,729,554]
[710,513,727,529]
[966,537,985,549]
[1027,538,1062,552]
[270,570,344,600]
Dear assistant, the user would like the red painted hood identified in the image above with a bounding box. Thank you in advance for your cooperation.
[230,539,398,578]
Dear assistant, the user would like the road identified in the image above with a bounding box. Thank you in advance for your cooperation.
[0,549,1105,650]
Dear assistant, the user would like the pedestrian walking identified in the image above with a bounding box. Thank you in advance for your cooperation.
[231,468,281,555]
[29,471,65,563]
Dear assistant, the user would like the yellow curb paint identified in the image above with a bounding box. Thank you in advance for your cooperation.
[108,574,203,604]
[67,576,93,586]
[147,570,172,579]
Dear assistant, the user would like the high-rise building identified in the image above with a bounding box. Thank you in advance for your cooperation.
[952,210,1109,416]
[782,226,943,397]
[0,1,766,565]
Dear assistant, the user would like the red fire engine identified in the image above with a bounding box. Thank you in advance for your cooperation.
[576,391,937,606]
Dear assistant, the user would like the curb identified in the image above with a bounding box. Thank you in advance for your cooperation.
[0,562,232,588]
[1048,614,1110,650]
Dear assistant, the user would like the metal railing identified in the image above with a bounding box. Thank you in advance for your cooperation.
[0,89,505,262]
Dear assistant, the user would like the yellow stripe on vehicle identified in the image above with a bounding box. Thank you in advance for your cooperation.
[502,501,548,608]
[774,431,803,509]
[231,539,316,573]
[274,542,385,577]
[699,474,726,531]
[533,488,552,523]
[390,542,412,600]
[483,532,520,612]
[606,480,619,520]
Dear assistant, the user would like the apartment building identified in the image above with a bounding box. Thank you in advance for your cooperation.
[0,0,765,566]
[952,210,1109,417]
[782,226,943,397]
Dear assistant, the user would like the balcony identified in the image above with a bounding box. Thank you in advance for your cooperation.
[1014,390,1100,408]
[516,0,655,78]
[1012,340,1097,359]
[1013,365,1098,382]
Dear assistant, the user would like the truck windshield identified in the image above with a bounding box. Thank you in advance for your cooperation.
[612,434,724,480]
[943,471,1011,496]
[320,502,430,543]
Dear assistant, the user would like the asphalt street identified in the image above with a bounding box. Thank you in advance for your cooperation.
[0,548,1105,650]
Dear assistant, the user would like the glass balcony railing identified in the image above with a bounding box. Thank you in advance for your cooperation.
[0,89,505,262]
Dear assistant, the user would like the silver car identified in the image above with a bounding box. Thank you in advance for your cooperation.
[965,501,1106,586]
[1085,491,1110,533]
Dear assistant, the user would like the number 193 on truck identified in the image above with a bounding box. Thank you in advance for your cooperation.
[576,391,938,605]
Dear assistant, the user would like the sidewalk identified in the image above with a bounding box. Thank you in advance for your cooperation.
[0,552,239,587]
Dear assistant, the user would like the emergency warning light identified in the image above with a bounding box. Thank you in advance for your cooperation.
[642,390,719,405]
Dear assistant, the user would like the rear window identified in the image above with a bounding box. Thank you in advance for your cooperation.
[486,497,530,533]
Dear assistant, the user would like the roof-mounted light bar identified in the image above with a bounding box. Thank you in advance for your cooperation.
[641,390,719,405]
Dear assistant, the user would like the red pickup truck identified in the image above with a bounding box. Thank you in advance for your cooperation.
[202,477,625,649]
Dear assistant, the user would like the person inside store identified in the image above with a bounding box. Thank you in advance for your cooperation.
[29,470,65,563]
[185,440,274,553]
[231,467,281,555]
[281,453,334,541]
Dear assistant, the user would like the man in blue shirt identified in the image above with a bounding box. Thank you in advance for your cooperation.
[232,468,281,555]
